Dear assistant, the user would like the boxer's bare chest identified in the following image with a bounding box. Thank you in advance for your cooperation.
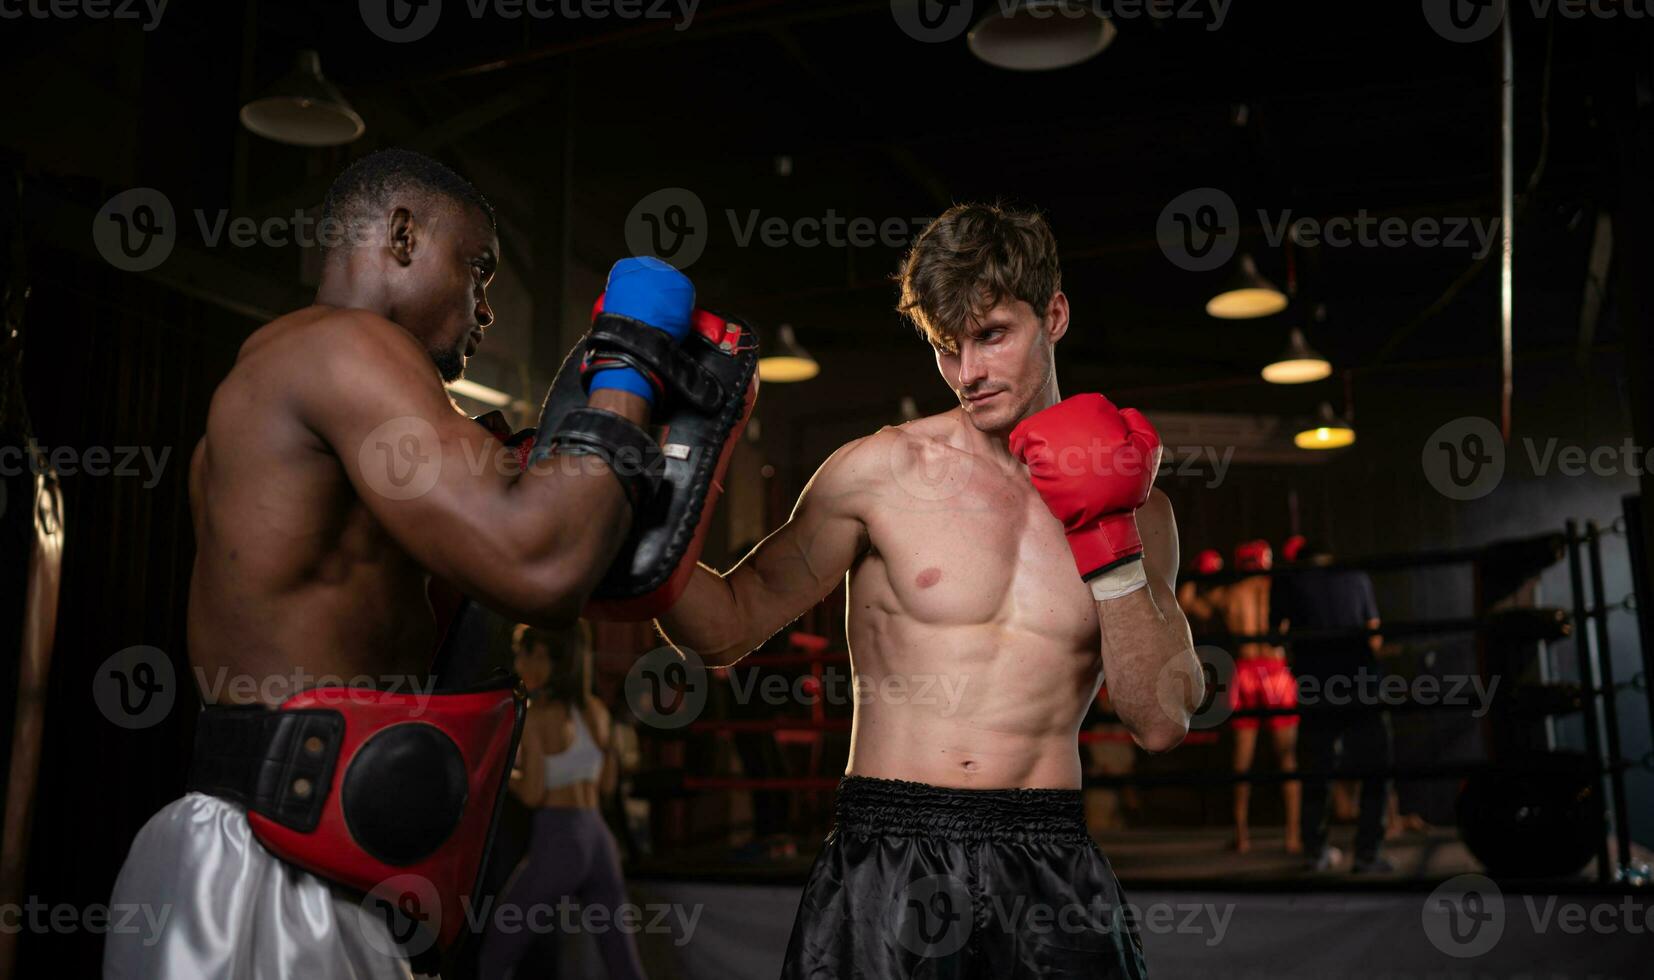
[851,432,1098,644]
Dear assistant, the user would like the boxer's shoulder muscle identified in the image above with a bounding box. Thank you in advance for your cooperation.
[799,427,899,520]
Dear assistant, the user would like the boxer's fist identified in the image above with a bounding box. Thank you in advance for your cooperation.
[585,256,696,403]
[1009,393,1162,596]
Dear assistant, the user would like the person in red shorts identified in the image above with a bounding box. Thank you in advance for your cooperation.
[1222,540,1301,854]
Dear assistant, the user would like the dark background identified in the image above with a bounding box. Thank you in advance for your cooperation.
[1,0,1652,974]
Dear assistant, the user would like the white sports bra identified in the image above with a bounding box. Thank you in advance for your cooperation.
[541,707,604,789]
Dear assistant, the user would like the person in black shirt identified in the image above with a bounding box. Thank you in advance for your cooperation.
[1273,541,1393,873]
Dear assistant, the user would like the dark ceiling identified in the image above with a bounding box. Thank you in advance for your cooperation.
[0,0,1627,431]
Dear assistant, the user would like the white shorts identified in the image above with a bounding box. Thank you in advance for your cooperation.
[103,792,415,980]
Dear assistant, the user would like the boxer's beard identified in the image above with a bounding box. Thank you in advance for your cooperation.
[429,341,465,383]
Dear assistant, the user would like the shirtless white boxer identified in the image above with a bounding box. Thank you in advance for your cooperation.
[656,203,1205,979]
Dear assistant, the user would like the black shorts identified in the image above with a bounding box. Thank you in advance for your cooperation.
[780,776,1148,980]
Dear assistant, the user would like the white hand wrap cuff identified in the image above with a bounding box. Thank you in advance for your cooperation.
[1088,559,1147,602]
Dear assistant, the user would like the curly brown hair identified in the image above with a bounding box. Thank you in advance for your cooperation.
[896,203,1063,354]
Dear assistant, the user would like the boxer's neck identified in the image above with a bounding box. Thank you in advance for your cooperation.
[314,265,388,316]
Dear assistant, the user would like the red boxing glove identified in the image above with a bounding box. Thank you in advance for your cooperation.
[1009,393,1162,599]
[472,411,536,473]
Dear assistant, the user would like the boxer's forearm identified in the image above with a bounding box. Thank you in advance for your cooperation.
[1098,578,1201,753]
[490,391,652,623]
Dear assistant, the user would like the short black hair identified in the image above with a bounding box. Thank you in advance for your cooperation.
[320,148,494,256]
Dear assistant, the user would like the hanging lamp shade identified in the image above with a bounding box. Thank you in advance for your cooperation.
[1294,402,1356,450]
[240,50,365,147]
[967,1,1117,71]
[1206,253,1288,319]
[758,324,819,383]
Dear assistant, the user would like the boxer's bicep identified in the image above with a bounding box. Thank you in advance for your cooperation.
[300,313,567,616]
[723,439,873,653]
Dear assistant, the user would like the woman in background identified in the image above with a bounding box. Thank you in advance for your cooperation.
[479,622,646,980]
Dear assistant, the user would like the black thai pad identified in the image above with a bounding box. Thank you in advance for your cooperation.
[529,308,759,620]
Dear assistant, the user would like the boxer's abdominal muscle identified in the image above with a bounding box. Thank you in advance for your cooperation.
[842,432,1103,790]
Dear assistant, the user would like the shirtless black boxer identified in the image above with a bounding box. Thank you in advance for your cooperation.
[103,149,709,978]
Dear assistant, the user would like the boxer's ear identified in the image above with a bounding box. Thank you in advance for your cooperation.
[1043,291,1070,345]
[386,206,416,266]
